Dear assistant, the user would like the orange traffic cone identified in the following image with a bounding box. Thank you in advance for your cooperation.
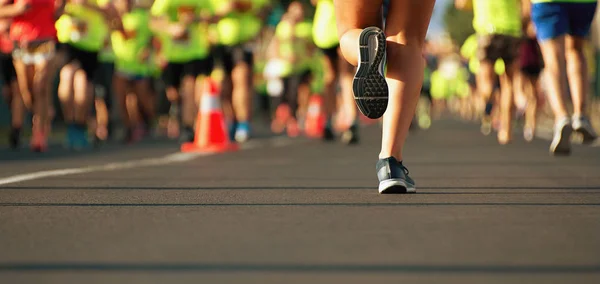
[181,78,239,153]
[304,95,326,138]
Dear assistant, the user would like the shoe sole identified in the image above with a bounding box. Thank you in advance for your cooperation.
[353,27,388,119]
[550,124,573,156]
[379,179,416,194]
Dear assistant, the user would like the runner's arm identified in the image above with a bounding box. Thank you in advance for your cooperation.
[54,0,66,20]
[0,1,30,18]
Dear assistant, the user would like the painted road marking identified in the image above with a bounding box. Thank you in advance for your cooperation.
[0,136,302,186]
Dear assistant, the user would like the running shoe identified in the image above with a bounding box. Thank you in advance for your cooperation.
[550,117,573,156]
[322,126,335,141]
[353,26,388,119]
[341,123,359,145]
[523,127,534,142]
[30,130,48,153]
[481,115,492,136]
[179,126,195,143]
[235,122,251,143]
[377,156,416,194]
[572,115,597,144]
[9,127,21,149]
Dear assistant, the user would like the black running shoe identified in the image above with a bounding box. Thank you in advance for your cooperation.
[353,27,388,119]
[9,127,21,149]
[376,157,416,194]
[179,126,195,143]
[323,127,335,142]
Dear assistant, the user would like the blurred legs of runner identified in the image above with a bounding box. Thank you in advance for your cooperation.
[220,46,253,143]
[320,46,356,143]
[338,50,359,144]
[13,41,55,152]
[1,53,23,148]
[114,73,155,144]
[475,35,520,145]
[334,0,435,193]
[532,2,598,155]
[93,62,115,143]
[58,50,95,150]
[321,46,338,140]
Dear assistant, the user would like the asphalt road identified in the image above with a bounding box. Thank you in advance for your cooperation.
[1,119,599,284]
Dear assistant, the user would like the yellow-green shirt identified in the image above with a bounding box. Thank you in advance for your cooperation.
[55,0,109,52]
[111,9,153,76]
[472,0,522,37]
[214,0,270,46]
[150,0,213,62]
[312,0,338,49]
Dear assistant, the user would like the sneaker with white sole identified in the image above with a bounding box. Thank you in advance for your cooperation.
[572,115,597,144]
[550,117,573,156]
[376,157,416,194]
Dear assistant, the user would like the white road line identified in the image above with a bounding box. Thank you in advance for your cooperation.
[0,137,302,186]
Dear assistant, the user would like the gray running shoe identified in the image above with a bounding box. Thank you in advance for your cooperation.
[377,157,416,194]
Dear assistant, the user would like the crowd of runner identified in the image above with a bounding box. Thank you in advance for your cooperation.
[0,0,598,156]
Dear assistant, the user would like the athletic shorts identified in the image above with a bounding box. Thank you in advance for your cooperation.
[12,39,55,65]
[162,57,214,89]
[214,45,253,74]
[519,38,544,77]
[531,2,598,41]
[476,34,521,65]
[63,44,99,80]
[0,52,16,83]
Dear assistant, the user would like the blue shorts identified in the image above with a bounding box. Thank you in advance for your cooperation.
[531,2,598,41]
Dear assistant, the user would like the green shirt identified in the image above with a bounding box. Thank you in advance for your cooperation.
[55,0,109,52]
[472,0,522,37]
[312,0,338,49]
[214,0,270,46]
[111,9,153,76]
[150,0,213,62]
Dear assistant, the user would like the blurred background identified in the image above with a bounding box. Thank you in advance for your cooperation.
[0,0,598,149]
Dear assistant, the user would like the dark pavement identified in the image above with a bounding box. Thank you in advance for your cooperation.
[1,119,599,284]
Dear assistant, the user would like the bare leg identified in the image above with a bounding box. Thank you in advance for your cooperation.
[73,68,92,125]
[538,36,569,121]
[9,80,24,129]
[134,78,156,122]
[335,0,435,158]
[339,52,357,126]
[232,61,251,122]
[58,63,76,122]
[565,35,588,116]
[497,61,518,144]
[322,50,338,124]
[113,75,132,128]
[33,60,51,134]
[180,75,196,128]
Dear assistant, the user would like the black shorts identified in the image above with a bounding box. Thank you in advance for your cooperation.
[0,52,16,84]
[476,34,521,65]
[215,45,253,74]
[320,45,339,63]
[162,57,214,89]
[64,44,99,80]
